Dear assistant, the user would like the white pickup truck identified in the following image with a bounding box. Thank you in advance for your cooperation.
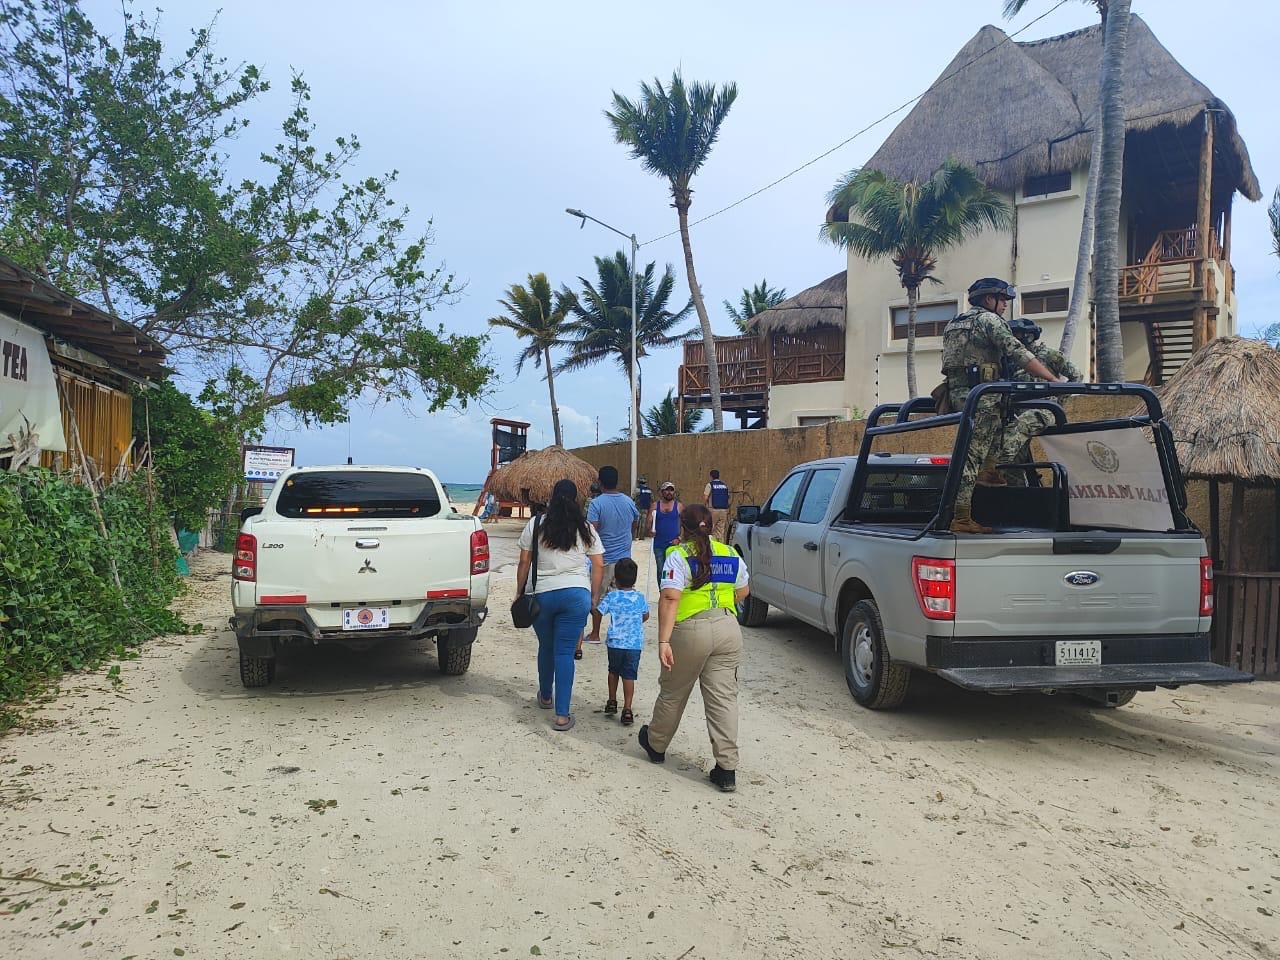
[231,465,489,687]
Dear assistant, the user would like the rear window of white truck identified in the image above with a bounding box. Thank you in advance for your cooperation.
[276,471,442,519]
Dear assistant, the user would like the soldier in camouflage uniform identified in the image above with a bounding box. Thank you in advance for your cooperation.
[1000,317,1083,483]
[941,279,1065,533]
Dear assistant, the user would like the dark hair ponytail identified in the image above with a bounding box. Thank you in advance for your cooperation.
[678,504,715,590]
[540,479,594,551]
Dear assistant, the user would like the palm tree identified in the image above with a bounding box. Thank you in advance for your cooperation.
[1269,185,1280,262]
[824,159,1011,398]
[724,280,787,333]
[1004,0,1132,380]
[642,389,705,436]
[606,71,738,430]
[486,274,573,446]
[557,251,693,435]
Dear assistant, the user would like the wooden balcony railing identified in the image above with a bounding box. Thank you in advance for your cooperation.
[1118,258,1201,303]
[771,327,846,384]
[679,327,846,400]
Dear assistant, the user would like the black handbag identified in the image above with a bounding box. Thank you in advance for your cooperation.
[510,515,541,628]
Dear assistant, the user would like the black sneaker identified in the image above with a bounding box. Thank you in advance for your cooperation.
[638,724,665,764]
[709,765,736,793]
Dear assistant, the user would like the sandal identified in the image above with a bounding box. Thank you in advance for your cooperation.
[552,715,575,732]
[604,699,618,715]
[574,649,583,661]
[620,708,634,726]
[537,694,553,709]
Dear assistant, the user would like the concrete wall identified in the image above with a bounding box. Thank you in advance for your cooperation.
[768,379,856,427]
[844,170,1093,412]
[572,394,1277,569]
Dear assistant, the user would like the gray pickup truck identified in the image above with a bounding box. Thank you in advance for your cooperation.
[732,382,1250,709]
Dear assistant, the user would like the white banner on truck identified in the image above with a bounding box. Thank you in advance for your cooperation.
[0,312,67,453]
[1039,428,1174,531]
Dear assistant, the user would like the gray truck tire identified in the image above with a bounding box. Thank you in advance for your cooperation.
[841,599,910,709]
[737,595,769,627]
[437,628,476,676]
[239,653,275,688]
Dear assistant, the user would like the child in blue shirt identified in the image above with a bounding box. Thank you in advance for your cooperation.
[593,557,648,726]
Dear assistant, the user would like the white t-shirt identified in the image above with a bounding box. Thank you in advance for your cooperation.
[518,517,604,594]
[661,545,749,592]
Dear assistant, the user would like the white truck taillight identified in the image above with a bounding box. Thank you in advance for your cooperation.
[233,533,257,581]
[470,529,490,574]
[912,556,956,620]
[1199,557,1214,616]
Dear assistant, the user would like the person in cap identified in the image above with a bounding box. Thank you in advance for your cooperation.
[941,278,1066,533]
[634,476,653,540]
[651,481,683,580]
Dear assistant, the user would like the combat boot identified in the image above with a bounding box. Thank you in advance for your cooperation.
[977,467,1006,486]
[949,505,992,535]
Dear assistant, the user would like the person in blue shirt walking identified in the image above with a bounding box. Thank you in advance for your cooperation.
[651,480,682,578]
[594,557,649,726]
[585,465,639,644]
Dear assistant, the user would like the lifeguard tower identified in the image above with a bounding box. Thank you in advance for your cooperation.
[473,417,531,520]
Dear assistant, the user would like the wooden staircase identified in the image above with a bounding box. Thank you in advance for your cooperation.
[1145,316,1196,385]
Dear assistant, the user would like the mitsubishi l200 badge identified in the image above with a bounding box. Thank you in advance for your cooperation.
[358,558,377,574]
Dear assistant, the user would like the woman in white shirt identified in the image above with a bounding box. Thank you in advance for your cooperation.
[515,479,604,731]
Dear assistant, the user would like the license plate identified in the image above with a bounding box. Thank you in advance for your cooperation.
[342,606,390,630]
[1055,640,1101,666]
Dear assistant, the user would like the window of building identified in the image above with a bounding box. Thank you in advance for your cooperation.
[797,415,840,427]
[1022,170,1072,198]
[891,300,957,340]
[1022,288,1069,314]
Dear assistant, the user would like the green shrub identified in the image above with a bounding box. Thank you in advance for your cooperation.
[0,470,186,729]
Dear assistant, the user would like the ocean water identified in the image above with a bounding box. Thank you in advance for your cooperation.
[441,482,485,504]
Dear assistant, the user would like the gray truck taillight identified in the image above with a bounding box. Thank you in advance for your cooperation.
[233,533,257,581]
[912,556,956,620]
[470,529,490,574]
[1199,557,1214,616]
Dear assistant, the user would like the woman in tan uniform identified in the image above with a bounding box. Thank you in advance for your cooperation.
[638,505,750,792]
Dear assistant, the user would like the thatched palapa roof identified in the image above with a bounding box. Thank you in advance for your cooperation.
[751,271,847,334]
[1155,338,1280,485]
[488,445,599,505]
[829,15,1259,217]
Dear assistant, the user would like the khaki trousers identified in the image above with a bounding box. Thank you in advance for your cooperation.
[710,507,729,541]
[647,609,742,770]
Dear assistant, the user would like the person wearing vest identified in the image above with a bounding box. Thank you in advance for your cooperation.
[940,278,1065,534]
[703,470,731,541]
[1003,317,1084,487]
[651,481,682,579]
[639,505,750,793]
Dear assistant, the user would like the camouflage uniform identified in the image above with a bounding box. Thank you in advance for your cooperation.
[1004,341,1083,482]
[941,307,1040,511]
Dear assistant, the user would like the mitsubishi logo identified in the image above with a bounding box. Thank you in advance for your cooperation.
[358,558,377,574]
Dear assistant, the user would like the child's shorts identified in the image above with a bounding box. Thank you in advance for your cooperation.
[606,646,642,681]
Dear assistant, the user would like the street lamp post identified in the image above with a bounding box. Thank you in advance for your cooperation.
[566,208,638,496]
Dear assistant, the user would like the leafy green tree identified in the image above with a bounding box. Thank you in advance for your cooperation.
[487,274,573,446]
[1004,0,1131,379]
[558,251,692,435]
[134,381,240,530]
[642,389,704,435]
[824,160,1010,398]
[0,1,490,438]
[724,280,787,333]
[607,71,737,430]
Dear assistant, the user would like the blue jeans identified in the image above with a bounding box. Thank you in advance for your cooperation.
[533,587,591,716]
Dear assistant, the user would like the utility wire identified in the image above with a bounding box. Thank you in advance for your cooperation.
[640,0,1072,247]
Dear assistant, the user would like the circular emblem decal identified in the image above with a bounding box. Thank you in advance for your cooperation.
[356,608,374,625]
[1064,571,1100,586]
[1086,440,1120,474]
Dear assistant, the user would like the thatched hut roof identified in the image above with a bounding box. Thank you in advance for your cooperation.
[828,15,1259,219]
[1155,337,1280,485]
[488,445,599,504]
[751,272,847,334]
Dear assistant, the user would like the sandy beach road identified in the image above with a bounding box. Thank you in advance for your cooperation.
[2,522,1279,960]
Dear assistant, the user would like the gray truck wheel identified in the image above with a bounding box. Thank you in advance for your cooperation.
[737,595,769,627]
[437,628,476,676]
[239,654,275,688]
[841,599,910,709]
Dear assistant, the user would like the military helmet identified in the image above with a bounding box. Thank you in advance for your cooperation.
[967,277,1017,303]
[1009,317,1042,342]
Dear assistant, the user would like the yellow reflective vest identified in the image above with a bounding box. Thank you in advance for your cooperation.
[670,539,740,622]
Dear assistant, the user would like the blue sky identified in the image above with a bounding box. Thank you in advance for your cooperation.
[113,1,1278,482]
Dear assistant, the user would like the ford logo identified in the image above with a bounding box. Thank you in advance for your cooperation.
[1064,571,1100,586]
